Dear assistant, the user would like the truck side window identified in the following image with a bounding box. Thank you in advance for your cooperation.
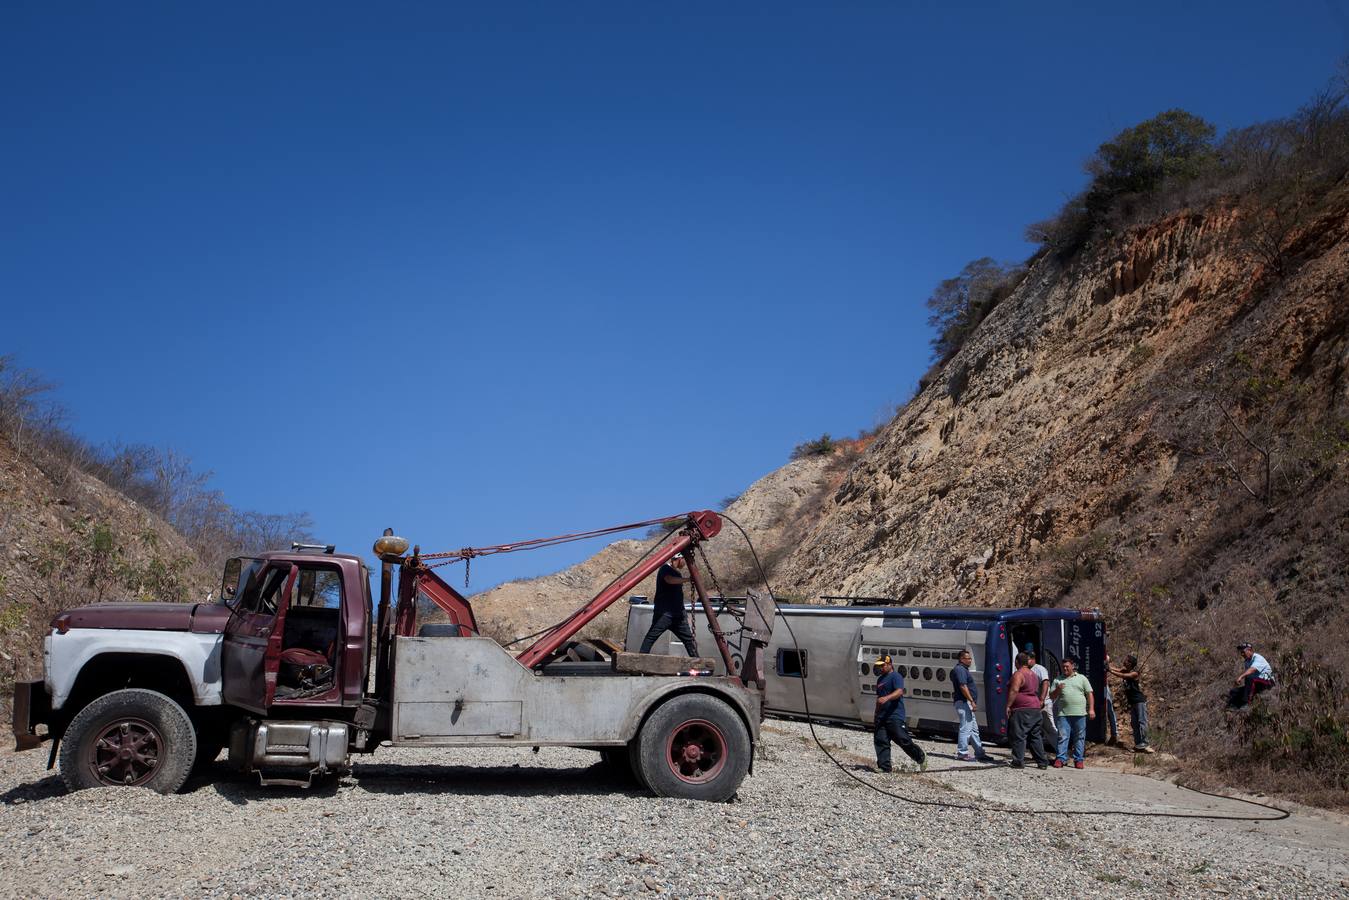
[254,568,289,616]
[294,568,343,609]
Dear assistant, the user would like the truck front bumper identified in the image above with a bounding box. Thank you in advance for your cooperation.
[11,679,51,751]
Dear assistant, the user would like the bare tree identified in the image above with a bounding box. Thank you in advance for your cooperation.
[0,355,55,459]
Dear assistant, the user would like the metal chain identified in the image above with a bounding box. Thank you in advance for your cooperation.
[695,543,744,624]
[693,543,753,657]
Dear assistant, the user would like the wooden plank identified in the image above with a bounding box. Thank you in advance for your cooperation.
[589,638,624,656]
[614,652,716,675]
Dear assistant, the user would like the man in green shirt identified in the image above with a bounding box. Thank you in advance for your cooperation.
[1049,657,1095,769]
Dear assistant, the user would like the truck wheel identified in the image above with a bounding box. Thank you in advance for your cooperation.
[636,694,750,802]
[59,689,198,794]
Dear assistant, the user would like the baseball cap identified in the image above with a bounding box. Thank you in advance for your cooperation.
[1236,642,1253,650]
[874,653,892,666]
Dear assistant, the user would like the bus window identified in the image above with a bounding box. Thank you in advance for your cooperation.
[777,648,808,678]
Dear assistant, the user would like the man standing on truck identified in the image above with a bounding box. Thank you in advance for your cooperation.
[638,556,700,657]
[873,654,928,773]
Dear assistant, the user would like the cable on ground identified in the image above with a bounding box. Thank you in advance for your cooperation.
[716,512,1290,823]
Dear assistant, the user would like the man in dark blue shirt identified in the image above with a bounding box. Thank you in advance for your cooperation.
[872,654,927,772]
[638,557,700,656]
[951,649,991,762]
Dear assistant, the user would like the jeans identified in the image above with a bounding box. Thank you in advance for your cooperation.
[1130,701,1150,749]
[874,717,926,771]
[1056,714,1087,763]
[1104,684,1118,742]
[1009,708,1050,766]
[955,701,985,757]
[638,611,699,656]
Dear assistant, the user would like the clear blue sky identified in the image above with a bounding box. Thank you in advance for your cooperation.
[3,2,1345,592]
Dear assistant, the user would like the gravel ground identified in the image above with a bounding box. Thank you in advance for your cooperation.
[1,722,1345,899]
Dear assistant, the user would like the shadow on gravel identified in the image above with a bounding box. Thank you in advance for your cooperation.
[351,761,646,799]
[195,761,642,804]
[0,773,66,806]
[190,763,344,806]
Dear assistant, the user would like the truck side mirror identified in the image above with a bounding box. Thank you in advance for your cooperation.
[221,558,243,603]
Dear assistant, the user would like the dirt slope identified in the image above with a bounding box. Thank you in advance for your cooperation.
[0,434,212,701]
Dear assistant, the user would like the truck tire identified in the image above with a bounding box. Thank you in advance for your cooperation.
[59,689,198,794]
[635,694,750,802]
[627,739,649,790]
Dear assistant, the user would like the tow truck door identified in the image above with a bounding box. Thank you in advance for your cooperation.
[222,562,296,714]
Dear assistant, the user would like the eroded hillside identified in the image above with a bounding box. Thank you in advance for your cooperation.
[777,193,1349,801]
[0,433,214,702]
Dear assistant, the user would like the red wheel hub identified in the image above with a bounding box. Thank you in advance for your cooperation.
[90,718,163,786]
[666,718,727,784]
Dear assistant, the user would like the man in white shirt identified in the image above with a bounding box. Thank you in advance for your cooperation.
[1226,642,1275,709]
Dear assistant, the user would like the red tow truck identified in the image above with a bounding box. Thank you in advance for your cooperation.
[12,511,776,802]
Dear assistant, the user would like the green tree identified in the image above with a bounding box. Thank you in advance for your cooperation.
[925,258,1025,363]
[1028,109,1217,254]
[790,433,836,460]
[1082,110,1217,227]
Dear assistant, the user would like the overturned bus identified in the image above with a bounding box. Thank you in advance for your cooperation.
[626,599,1107,745]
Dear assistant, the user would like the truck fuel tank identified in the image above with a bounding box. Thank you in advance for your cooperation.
[229,719,350,788]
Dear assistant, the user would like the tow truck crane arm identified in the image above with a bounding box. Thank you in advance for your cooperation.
[385,510,762,681]
[516,510,728,669]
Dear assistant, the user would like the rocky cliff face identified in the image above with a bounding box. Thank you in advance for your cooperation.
[776,192,1349,802]
[780,198,1347,606]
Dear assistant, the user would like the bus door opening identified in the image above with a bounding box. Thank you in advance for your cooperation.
[1011,623,1059,676]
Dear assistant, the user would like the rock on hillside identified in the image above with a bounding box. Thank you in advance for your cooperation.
[776,193,1349,803]
[468,450,854,643]
[0,434,213,698]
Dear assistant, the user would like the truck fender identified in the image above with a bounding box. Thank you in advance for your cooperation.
[46,630,224,711]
